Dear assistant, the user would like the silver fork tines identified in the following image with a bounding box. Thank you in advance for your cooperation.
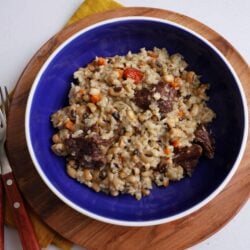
[0,111,6,130]
[0,86,9,118]
[4,86,10,115]
[0,86,11,174]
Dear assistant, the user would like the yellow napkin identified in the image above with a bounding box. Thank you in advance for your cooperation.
[5,0,123,249]
[67,0,122,26]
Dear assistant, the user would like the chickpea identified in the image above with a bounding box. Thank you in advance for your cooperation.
[109,87,123,97]
[51,143,66,156]
[191,104,199,116]
[83,169,92,181]
[186,71,195,83]
[87,103,97,113]
[163,74,174,83]
[52,134,61,143]
[127,175,137,183]
[92,183,101,192]
[67,165,77,179]
[89,88,100,95]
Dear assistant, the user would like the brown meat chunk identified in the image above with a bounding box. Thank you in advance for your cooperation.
[134,82,176,113]
[134,88,151,110]
[194,125,215,159]
[154,82,176,113]
[173,144,203,176]
[157,158,168,173]
[64,137,105,168]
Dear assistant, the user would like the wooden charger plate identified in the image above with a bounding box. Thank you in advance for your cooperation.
[6,7,250,249]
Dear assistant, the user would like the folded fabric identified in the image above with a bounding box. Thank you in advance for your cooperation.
[66,0,122,26]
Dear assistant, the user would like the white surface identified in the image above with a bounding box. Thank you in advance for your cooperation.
[0,0,249,249]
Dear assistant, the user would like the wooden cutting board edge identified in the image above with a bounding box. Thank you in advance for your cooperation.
[6,7,250,250]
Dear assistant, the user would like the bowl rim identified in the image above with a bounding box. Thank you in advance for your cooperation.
[25,16,249,227]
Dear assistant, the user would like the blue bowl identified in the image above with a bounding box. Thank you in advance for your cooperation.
[25,17,248,226]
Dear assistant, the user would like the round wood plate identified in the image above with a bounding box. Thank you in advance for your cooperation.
[6,7,250,249]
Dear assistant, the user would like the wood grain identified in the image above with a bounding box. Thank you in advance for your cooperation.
[5,7,250,249]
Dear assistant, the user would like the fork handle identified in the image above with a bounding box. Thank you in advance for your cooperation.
[2,172,40,250]
[0,178,4,250]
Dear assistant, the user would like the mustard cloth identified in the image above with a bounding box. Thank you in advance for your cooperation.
[5,0,123,249]
[67,0,122,26]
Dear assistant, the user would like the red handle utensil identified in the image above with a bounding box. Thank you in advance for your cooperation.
[1,172,40,250]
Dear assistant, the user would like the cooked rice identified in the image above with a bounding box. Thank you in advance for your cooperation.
[51,47,215,200]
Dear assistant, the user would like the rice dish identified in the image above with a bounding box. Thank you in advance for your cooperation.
[51,48,216,200]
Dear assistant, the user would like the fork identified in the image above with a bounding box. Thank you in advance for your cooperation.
[0,143,3,250]
[0,86,40,250]
[0,87,7,250]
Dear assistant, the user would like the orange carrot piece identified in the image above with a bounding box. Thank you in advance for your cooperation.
[164,148,171,155]
[171,139,180,148]
[77,89,84,95]
[123,68,143,84]
[65,120,74,130]
[90,94,101,104]
[115,69,124,79]
[177,110,184,118]
[170,77,182,89]
[96,57,106,66]
[147,51,158,59]
[169,81,179,88]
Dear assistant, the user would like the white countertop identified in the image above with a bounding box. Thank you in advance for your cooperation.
[0,0,249,249]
